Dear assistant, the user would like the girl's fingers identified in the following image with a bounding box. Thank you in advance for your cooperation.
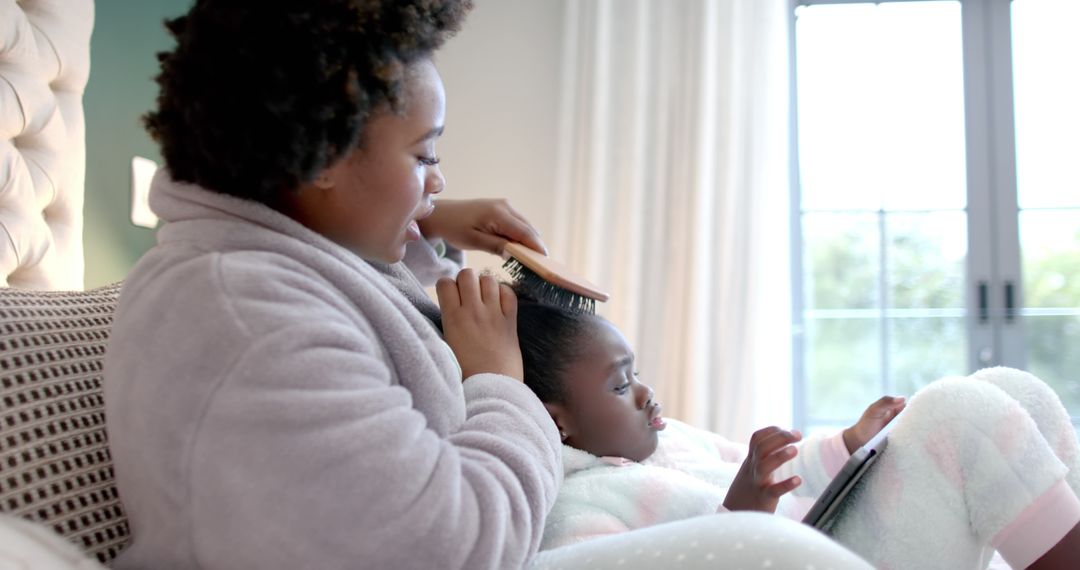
[875,395,906,409]
[767,476,802,497]
[755,429,802,456]
[749,426,783,447]
[757,445,799,477]
[435,277,460,309]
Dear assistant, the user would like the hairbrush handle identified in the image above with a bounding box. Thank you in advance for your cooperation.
[503,242,610,302]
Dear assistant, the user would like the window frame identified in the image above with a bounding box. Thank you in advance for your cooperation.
[789,0,1027,431]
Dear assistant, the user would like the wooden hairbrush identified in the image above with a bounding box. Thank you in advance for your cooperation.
[502,242,610,314]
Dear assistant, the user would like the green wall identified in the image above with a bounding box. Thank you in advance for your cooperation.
[83,1,192,288]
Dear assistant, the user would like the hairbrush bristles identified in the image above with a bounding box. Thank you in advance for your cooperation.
[504,257,597,315]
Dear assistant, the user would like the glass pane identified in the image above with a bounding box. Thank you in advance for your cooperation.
[1024,316,1080,414]
[1012,0,1080,209]
[889,317,967,396]
[1021,211,1080,309]
[796,1,967,211]
[887,212,967,309]
[803,213,879,310]
[1020,210,1080,418]
[806,318,882,421]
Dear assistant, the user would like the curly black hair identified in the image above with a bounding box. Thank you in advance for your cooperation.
[514,286,595,404]
[144,0,472,206]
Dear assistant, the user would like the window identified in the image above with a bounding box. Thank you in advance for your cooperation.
[1012,0,1080,414]
[791,0,1080,431]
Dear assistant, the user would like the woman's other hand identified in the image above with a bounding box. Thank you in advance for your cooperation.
[843,396,906,453]
[723,427,803,513]
[436,268,523,381]
[418,199,547,256]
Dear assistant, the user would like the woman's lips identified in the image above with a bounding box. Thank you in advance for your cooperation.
[405,203,435,242]
[415,202,436,220]
[405,220,422,241]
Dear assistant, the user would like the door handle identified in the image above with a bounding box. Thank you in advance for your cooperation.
[1004,281,1015,322]
[978,281,989,323]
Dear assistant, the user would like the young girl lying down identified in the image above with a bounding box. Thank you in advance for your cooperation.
[515,293,1080,569]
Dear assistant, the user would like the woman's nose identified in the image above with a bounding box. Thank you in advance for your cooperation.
[426,168,445,196]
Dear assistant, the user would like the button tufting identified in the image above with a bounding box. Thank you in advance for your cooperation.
[2,0,93,290]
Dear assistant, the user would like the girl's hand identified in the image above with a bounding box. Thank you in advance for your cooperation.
[436,268,523,382]
[843,396,906,453]
[723,427,803,513]
[418,199,547,257]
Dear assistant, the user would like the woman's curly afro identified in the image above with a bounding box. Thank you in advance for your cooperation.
[144,0,472,206]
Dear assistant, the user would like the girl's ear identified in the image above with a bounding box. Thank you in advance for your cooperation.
[543,402,573,442]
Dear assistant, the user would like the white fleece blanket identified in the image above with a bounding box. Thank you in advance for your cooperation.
[541,419,849,550]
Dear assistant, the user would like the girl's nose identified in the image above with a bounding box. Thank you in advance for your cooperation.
[637,384,654,409]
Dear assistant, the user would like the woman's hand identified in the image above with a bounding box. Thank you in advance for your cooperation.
[418,199,547,256]
[843,396,906,453]
[436,268,523,382]
[723,427,803,513]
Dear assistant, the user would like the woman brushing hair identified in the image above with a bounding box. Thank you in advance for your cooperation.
[104,2,558,568]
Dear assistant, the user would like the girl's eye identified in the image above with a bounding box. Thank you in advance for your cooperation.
[614,382,631,395]
[418,155,441,166]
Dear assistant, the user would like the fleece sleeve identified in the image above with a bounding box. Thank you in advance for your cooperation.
[776,432,851,499]
[186,318,561,570]
[402,236,466,286]
[707,430,849,499]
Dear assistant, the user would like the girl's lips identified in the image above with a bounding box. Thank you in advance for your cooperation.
[648,405,666,430]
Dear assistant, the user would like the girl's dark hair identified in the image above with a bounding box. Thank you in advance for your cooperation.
[144,0,472,206]
[514,286,592,404]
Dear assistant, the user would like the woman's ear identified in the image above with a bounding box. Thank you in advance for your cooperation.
[312,168,335,190]
[313,151,353,191]
[543,402,573,442]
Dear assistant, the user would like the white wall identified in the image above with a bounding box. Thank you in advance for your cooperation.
[436,0,566,270]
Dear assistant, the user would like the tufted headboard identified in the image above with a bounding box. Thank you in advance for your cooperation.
[0,0,94,291]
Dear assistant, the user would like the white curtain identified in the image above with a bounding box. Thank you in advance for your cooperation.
[551,0,793,441]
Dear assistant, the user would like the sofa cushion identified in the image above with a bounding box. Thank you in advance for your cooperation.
[0,283,128,564]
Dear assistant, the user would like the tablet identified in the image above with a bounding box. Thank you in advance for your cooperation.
[801,417,899,532]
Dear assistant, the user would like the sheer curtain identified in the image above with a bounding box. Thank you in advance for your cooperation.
[551,0,792,441]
